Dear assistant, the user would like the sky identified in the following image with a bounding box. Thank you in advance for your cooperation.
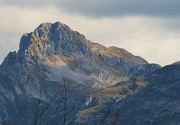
[0,0,180,66]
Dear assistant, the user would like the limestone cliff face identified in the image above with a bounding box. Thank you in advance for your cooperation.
[13,21,159,87]
[0,21,161,124]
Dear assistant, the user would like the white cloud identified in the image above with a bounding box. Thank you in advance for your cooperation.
[1,0,180,18]
[0,4,180,66]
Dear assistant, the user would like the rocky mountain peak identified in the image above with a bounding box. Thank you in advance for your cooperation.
[1,21,161,88]
[18,22,86,58]
[0,21,168,124]
[16,21,150,67]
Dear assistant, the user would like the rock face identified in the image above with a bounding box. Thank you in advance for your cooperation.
[0,21,174,125]
[77,64,180,125]
[5,21,159,88]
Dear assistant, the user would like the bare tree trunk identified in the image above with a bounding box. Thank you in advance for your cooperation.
[96,109,112,125]
[111,112,121,125]
[33,76,57,125]
[62,74,67,125]
[33,92,57,125]
[33,88,42,125]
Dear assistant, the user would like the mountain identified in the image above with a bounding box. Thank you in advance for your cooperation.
[76,64,180,125]
[0,21,176,125]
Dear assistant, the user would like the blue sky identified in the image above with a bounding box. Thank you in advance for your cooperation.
[0,0,180,66]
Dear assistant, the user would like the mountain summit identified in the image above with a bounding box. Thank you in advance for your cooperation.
[0,21,168,125]
[18,21,147,64]
[4,22,159,87]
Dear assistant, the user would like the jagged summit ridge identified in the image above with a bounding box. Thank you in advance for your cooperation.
[0,21,167,125]
[18,22,86,58]
[34,21,85,41]
[1,21,161,88]
[17,21,147,65]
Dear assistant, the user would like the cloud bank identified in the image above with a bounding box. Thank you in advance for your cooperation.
[1,0,180,17]
[0,1,180,66]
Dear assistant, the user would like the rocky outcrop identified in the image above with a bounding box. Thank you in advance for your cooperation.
[0,21,162,124]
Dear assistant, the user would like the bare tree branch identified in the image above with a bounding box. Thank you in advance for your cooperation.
[61,72,67,125]
[96,109,112,125]
[33,88,42,125]
[33,75,57,125]
[36,93,57,123]
[111,100,128,125]
[111,111,121,125]
[33,91,57,125]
